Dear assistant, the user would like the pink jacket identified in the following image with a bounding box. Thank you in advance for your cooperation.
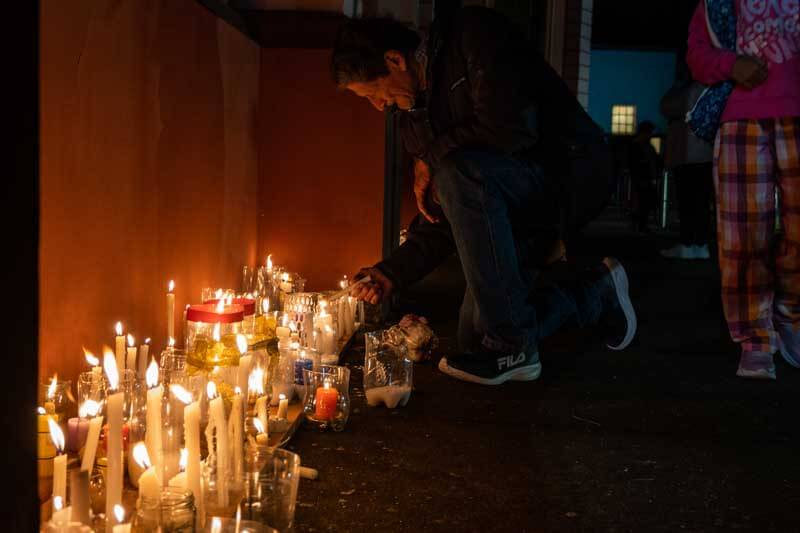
[687,1,800,122]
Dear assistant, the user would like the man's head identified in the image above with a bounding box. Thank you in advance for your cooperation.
[635,120,656,140]
[331,18,422,111]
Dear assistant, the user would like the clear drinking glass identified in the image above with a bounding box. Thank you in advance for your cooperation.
[131,487,196,532]
[240,448,300,532]
[302,365,350,431]
[364,329,413,408]
[77,371,106,411]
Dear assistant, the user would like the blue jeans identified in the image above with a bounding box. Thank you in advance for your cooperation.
[434,150,606,353]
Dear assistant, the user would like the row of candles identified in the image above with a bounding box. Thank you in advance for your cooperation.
[41,255,357,530]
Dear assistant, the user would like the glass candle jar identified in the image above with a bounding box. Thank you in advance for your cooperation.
[131,488,196,532]
[364,329,413,409]
[302,365,350,431]
[205,297,259,345]
[40,377,74,421]
[186,303,245,371]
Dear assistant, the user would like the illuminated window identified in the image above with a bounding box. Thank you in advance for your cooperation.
[650,137,662,154]
[611,105,636,135]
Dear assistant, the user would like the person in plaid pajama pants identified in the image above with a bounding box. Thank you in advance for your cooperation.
[689,1,800,379]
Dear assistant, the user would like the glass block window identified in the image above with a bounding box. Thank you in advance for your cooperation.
[611,105,636,135]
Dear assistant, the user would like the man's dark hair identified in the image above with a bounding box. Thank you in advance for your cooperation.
[637,120,656,136]
[331,18,421,87]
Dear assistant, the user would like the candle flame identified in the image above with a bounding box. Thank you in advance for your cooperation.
[211,517,222,533]
[234,386,242,395]
[132,442,152,469]
[281,272,289,283]
[83,347,99,367]
[179,448,188,472]
[168,279,175,293]
[114,504,125,524]
[324,325,333,333]
[207,381,217,400]
[289,321,297,333]
[53,496,63,512]
[281,314,288,327]
[146,359,159,388]
[115,321,123,336]
[170,384,193,405]
[212,322,221,342]
[324,380,331,390]
[248,368,264,396]
[215,288,224,299]
[168,337,175,348]
[215,298,225,314]
[47,374,58,399]
[226,294,233,306]
[127,334,135,348]
[236,334,248,355]
[37,406,46,415]
[145,337,151,345]
[266,254,273,271]
[103,346,119,390]
[253,417,266,435]
[262,298,270,314]
[48,417,65,453]
[279,393,286,401]
[79,400,101,418]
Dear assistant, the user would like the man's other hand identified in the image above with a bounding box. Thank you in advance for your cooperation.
[731,55,768,89]
[350,267,393,305]
[414,158,440,224]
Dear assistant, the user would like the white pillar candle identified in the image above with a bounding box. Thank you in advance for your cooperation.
[207,382,229,508]
[81,414,104,472]
[137,339,150,381]
[133,442,160,503]
[48,418,67,502]
[256,396,268,433]
[114,322,126,374]
[126,334,137,371]
[145,360,163,484]
[182,395,203,525]
[168,471,187,490]
[104,349,123,532]
[277,394,288,419]
[229,389,243,480]
[167,280,176,341]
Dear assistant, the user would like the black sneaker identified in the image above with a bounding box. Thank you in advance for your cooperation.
[438,349,542,385]
[599,257,637,350]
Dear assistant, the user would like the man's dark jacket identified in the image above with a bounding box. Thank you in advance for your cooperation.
[377,6,612,289]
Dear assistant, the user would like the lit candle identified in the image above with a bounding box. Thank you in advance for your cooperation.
[51,496,71,528]
[250,368,269,433]
[210,517,222,533]
[80,401,103,472]
[168,448,188,489]
[114,322,125,373]
[276,314,291,344]
[253,418,269,446]
[230,387,244,480]
[145,359,163,484]
[111,504,130,533]
[48,417,67,503]
[323,325,336,356]
[126,334,137,371]
[315,381,338,421]
[167,280,176,341]
[44,374,58,416]
[266,254,273,274]
[277,393,288,419]
[132,442,160,503]
[206,382,228,508]
[137,338,150,381]
[104,347,124,527]
[83,347,102,381]
[236,335,252,396]
[171,384,202,523]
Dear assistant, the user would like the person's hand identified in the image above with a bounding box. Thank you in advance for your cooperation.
[414,158,440,224]
[731,55,768,89]
[350,267,394,305]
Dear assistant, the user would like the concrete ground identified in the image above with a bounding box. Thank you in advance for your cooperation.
[288,213,800,533]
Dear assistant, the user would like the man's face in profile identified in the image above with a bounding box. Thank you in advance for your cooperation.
[345,50,418,111]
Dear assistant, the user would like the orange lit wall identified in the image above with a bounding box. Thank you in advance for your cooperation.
[257,49,385,290]
[39,1,260,381]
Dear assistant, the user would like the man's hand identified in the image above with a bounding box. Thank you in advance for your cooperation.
[350,267,394,305]
[414,158,440,224]
[731,55,768,89]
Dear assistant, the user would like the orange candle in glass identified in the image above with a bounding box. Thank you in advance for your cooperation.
[315,381,338,420]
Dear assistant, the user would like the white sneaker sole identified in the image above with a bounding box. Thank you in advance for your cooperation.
[603,257,637,351]
[438,355,542,385]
